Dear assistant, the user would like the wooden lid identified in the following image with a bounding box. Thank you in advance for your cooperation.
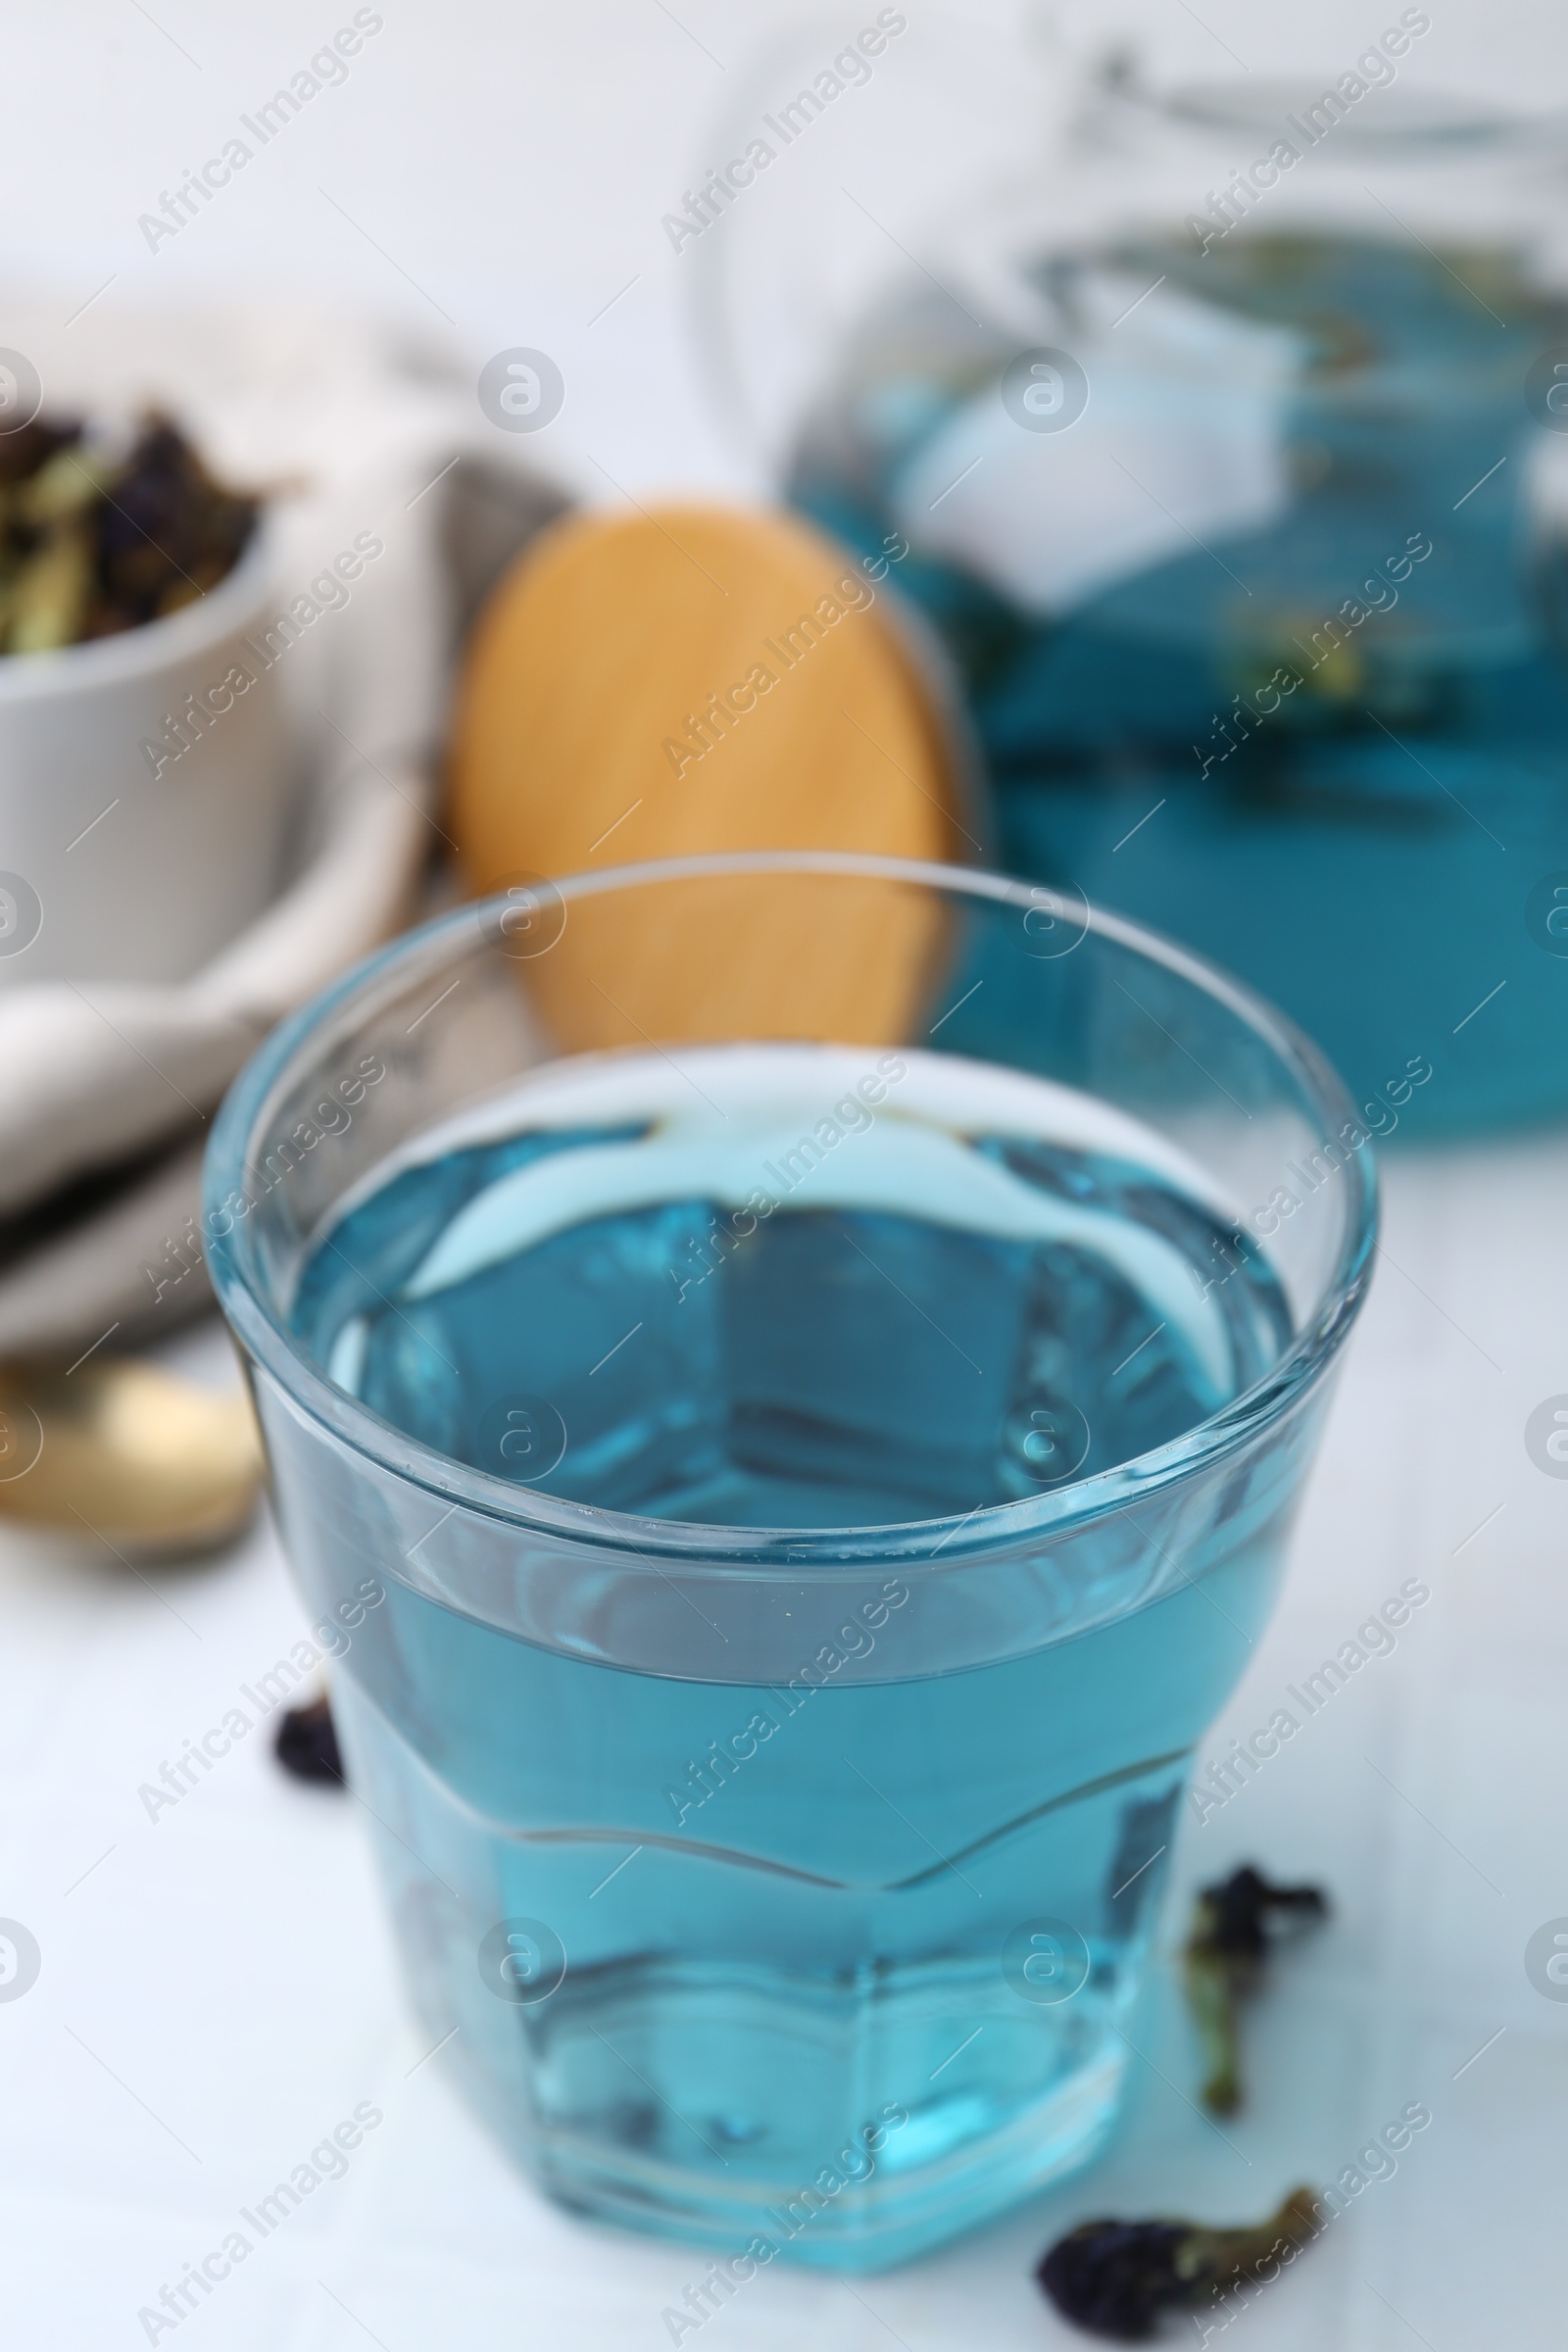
[446,504,970,1048]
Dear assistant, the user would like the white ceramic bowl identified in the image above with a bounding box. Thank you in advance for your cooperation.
[0,518,296,989]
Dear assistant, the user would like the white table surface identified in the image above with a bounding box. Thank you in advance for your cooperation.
[2,3,1566,2344]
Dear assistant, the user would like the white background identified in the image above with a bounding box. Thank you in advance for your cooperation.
[2,4,1567,2346]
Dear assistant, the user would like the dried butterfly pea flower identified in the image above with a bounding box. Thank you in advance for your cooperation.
[8,523,95,653]
[1184,1864,1328,2114]
[0,416,80,489]
[0,411,256,655]
[274,1693,346,1786]
[18,440,117,525]
[1037,2186,1321,2341]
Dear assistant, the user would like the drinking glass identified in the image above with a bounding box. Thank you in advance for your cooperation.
[205,853,1374,2270]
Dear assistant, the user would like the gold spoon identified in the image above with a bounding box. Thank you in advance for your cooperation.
[0,1356,263,1557]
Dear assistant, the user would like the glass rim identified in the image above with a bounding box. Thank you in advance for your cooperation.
[204,850,1379,1574]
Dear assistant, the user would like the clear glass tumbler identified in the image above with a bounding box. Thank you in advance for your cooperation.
[204,854,1374,2270]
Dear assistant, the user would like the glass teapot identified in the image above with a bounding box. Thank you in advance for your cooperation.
[744,21,1568,1133]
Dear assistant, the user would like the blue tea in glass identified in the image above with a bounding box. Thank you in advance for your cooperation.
[207,857,1374,2268]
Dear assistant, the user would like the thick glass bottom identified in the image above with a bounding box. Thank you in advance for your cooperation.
[520,2029,1128,2271]
[440,1948,1129,2272]
[334,1674,1170,2270]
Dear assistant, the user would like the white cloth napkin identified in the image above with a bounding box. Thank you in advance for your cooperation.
[0,299,568,1356]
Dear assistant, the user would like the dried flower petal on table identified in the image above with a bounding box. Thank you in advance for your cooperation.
[1184,1863,1328,2114]
[1037,2186,1322,2340]
[273,1694,345,1787]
